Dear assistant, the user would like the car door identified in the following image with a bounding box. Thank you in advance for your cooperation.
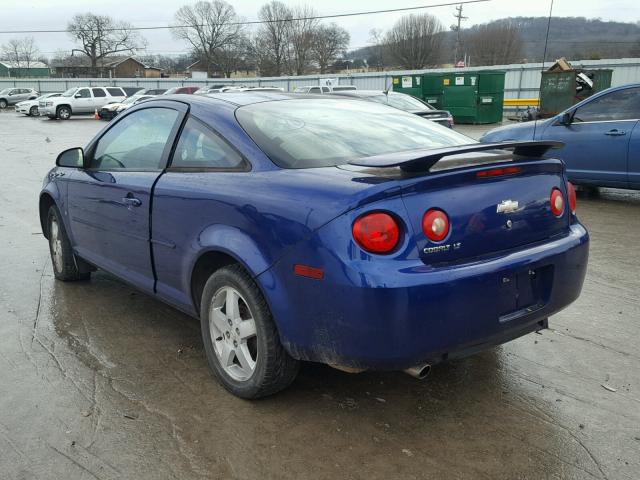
[541,86,640,187]
[73,88,93,113]
[151,116,250,312]
[66,102,187,293]
[91,88,108,110]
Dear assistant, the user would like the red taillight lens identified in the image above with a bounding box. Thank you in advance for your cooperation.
[352,212,400,254]
[422,209,450,242]
[476,166,522,178]
[550,188,565,217]
[567,181,576,214]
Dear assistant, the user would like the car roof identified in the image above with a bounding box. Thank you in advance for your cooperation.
[331,90,401,98]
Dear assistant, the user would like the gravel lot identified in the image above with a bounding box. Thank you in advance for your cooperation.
[0,111,638,480]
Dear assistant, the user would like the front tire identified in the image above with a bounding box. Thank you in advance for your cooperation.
[47,206,90,281]
[200,265,299,399]
[29,106,38,116]
[0,99,7,109]
[56,106,71,120]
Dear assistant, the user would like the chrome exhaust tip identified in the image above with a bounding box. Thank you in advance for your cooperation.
[403,364,431,379]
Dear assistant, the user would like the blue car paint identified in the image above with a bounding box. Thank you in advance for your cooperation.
[480,83,640,189]
[40,93,589,371]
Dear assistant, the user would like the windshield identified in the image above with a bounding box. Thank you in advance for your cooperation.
[61,88,77,97]
[164,87,178,95]
[236,99,471,169]
[122,96,138,105]
[0,89,10,95]
[369,93,433,112]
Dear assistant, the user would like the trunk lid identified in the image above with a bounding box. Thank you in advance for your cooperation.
[346,142,569,265]
[400,159,570,264]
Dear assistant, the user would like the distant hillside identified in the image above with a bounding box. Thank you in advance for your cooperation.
[478,17,640,62]
[347,16,640,68]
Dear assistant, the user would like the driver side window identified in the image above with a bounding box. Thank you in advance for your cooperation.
[76,88,91,98]
[573,87,640,122]
[91,108,179,170]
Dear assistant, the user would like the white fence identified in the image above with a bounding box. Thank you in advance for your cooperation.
[2,57,640,98]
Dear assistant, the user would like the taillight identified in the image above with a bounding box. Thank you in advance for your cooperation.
[422,209,450,242]
[567,182,576,214]
[476,166,522,178]
[352,212,400,254]
[550,188,565,217]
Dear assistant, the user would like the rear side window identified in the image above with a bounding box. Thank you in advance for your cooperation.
[107,88,123,97]
[91,108,179,170]
[92,88,106,97]
[236,99,471,169]
[171,117,246,170]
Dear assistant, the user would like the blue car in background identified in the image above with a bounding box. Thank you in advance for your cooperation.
[480,83,640,190]
[40,93,589,398]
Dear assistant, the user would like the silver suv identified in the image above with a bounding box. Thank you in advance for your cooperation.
[0,88,39,109]
[40,86,127,119]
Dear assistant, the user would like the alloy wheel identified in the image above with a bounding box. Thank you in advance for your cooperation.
[209,286,258,381]
[49,217,64,273]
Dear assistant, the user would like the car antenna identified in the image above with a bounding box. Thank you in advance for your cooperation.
[533,0,554,141]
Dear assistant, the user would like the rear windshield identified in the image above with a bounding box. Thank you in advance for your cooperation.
[236,99,471,169]
[369,93,434,112]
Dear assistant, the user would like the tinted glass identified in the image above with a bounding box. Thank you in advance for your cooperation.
[92,88,106,97]
[171,117,244,169]
[237,99,471,169]
[573,87,640,122]
[106,88,123,97]
[309,87,320,93]
[76,88,91,98]
[91,108,178,170]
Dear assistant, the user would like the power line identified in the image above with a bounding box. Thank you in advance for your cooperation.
[0,0,490,34]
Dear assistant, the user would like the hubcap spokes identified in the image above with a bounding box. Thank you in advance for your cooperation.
[50,218,64,272]
[209,286,257,381]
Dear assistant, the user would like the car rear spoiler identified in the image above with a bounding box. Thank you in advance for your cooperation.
[348,141,564,173]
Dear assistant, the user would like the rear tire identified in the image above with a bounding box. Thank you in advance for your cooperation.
[47,206,90,281]
[200,264,299,399]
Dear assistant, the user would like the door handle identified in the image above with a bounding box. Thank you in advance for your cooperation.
[604,129,626,136]
[122,196,142,207]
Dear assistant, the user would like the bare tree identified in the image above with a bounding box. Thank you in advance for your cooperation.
[385,13,444,69]
[253,1,292,76]
[286,5,319,75]
[311,23,349,74]
[67,13,146,68]
[464,22,523,66]
[173,0,244,77]
[1,37,40,68]
[368,28,386,71]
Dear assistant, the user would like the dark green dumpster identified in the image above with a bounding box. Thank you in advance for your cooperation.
[438,71,505,124]
[391,75,423,99]
[539,69,612,117]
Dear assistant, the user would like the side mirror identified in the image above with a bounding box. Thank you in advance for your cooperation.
[74,93,82,98]
[560,112,573,125]
[56,147,84,168]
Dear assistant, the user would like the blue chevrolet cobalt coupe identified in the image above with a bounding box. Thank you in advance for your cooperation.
[40,93,589,398]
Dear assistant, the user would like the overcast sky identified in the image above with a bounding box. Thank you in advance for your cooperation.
[2,0,639,57]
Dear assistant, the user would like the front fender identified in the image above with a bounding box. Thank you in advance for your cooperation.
[39,172,66,239]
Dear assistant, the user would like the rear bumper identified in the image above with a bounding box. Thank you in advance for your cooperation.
[261,223,589,370]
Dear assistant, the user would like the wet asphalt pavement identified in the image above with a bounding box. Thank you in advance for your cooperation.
[0,112,639,480]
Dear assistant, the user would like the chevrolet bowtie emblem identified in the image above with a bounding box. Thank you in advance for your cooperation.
[496,200,519,214]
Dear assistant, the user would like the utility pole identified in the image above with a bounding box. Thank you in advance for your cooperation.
[452,3,468,65]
